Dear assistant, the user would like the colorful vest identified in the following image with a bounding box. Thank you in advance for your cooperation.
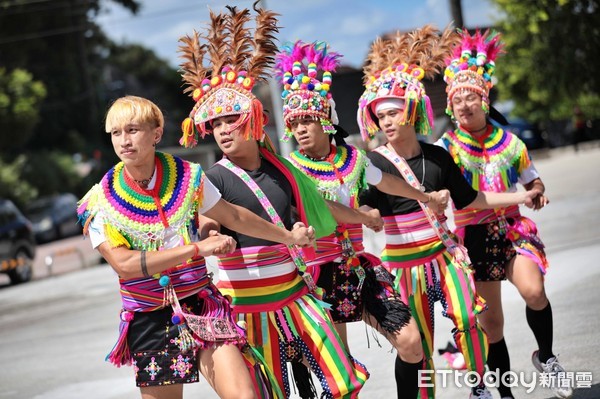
[440,126,531,192]
[288,144,368,208]
[77,152,216,365]
[441,127,549,273]
[289,144,369,286]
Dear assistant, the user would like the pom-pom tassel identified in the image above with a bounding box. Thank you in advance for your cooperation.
[105,311,134,367]
[105,224,131,249]
[179,117,198,148]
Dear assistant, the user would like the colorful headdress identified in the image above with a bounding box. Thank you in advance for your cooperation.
[178,4,279,147]
[275,40,342,141]
[444,29,505,115]
[357,25,458,141]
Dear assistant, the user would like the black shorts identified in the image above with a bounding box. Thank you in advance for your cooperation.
[463,221,516,282]
[317,256,411,333]
[128,296,201,387]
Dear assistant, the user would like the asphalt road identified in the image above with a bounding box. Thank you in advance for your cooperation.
[0,143,598,399]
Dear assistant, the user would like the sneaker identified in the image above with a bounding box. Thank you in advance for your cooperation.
[469,385,493,399]
[531,350,574,398]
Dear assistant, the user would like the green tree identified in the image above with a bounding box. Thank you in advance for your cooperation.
[0,68,46,154]
[491,0,600,122]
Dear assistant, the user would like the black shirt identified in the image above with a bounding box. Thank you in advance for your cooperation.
[359,142,478,216]
[205,159,295,248]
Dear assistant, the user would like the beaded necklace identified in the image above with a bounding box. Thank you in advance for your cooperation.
[85,152,203,250]
[442,126,531,192]
[289,144,367,207]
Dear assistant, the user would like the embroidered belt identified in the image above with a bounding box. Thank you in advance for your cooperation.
[119,258,210,312]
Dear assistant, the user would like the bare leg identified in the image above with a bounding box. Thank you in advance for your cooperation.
[334,322,350,353]
[505,254,547,310]
[475,280,514,398]
[364,310,422,399]
[140,384,183,399]
[474,281,504,343]
[198,344,257,399]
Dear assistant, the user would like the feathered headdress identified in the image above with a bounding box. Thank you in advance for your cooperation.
[178,2,279,147]
[275,40,342,141]
[444,29,505,115]
[357,25,459,141]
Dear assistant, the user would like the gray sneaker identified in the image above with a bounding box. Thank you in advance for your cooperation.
[469,385,493,399]
[531,350,574,398]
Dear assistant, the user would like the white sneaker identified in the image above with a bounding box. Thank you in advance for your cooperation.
[531,350,574,398]
[469,385,493,399]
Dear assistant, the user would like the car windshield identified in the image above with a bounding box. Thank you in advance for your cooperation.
[25,198,55,216]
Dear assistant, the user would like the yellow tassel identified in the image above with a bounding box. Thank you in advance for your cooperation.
[104,224,131,249]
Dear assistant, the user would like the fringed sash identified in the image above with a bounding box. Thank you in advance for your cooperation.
[440,126,531,192]
[216,244,309,313]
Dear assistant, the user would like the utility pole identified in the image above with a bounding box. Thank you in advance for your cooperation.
[448,0,464,28]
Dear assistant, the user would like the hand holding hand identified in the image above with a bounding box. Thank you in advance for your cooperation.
[290,222,316,247]
[362,208,383,232]
[427,189,450,214]
[524,189,549,210]
[196,230,237,256]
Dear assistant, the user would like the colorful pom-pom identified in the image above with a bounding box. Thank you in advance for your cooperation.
[411,67,425,80]
[159,275,170,287]
[242,77,254,89]
[292,61,302,75]
[120,311,134,322]
[226,70,237,83]
[171,314,183,325]
[193,88,203,101]
[210,76,222,86]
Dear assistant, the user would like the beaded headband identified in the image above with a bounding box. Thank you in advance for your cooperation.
[275,40,341,141]
[357,25,458,141]
[178,3,279,147]
[444,29,505,115]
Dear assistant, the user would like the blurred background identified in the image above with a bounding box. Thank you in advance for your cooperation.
[1,0,599,285]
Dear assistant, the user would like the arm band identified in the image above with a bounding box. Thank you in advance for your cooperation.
[141,250,150,278]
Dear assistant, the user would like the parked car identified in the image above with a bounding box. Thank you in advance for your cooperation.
[25,193,81,243]
[493,118,547,150]
[0,199,36,284]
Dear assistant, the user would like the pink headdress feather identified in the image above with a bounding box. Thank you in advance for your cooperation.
[444,28,506,115]
[276,40,342,141]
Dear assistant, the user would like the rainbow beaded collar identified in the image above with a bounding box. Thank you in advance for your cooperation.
[78,152,204,250]
[289,144,367,207]
[441,126,531,192]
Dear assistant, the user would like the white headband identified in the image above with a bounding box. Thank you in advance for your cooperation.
[374,98,405,114]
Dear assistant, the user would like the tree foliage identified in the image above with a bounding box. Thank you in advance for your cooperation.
[490,0,600,122]
[0,68,46,154]
[0,0,192,199]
